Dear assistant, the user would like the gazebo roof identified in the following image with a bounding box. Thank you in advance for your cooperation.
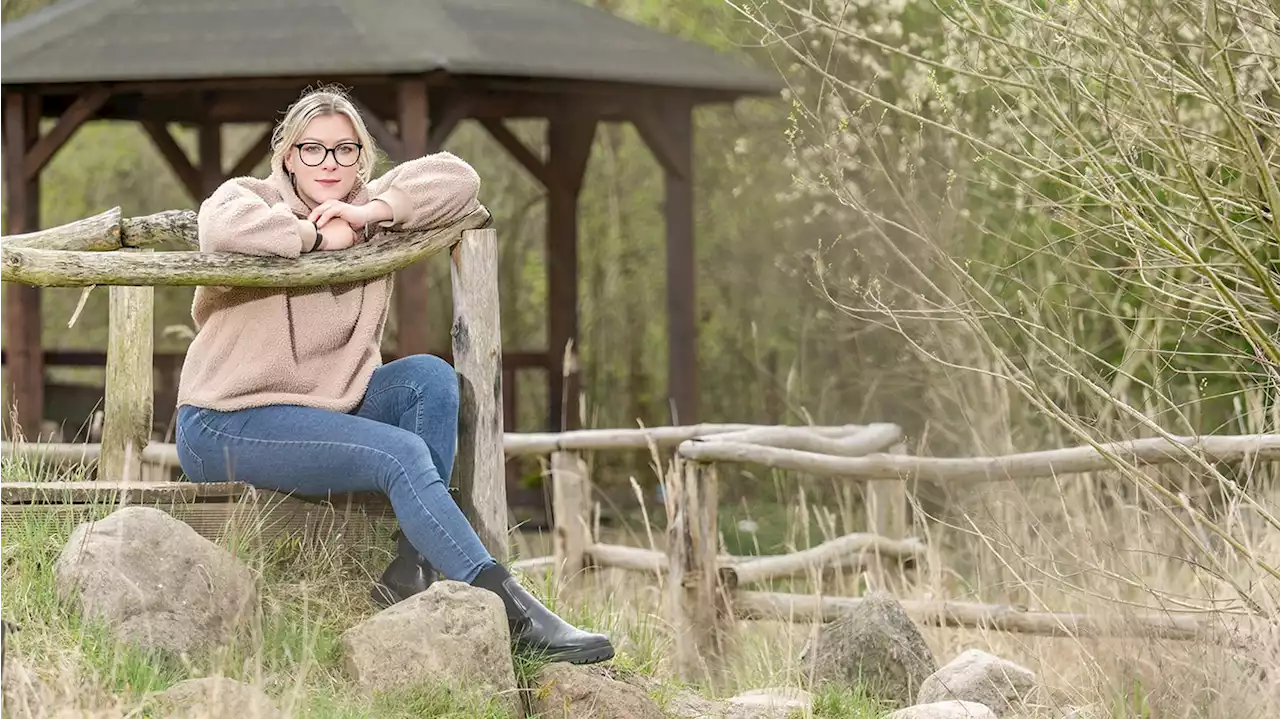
[1,0,781,96]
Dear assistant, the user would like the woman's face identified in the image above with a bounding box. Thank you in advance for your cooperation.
[285,113,362,207]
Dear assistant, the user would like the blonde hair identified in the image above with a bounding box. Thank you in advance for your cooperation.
[271,85,380,183]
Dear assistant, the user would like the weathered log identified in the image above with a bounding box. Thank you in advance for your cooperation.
[707,423,900,456]
[667,459,728,683]
[2,206,122,251]
[586,543,667,574]
[512,555,557,574]
[1,206,491,287]
[678,434,1280,482]
[503,423,835,455]
[5,426,868,467]
[721,532,926,588]
[733,591,1213,640]
[123,210,200,249]
[98,265,154,482]
[450,227,508,561]
[552,451,591,580]
[867,441,909,539]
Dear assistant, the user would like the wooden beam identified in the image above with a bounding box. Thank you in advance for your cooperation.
[479,118,552,188]
[198,122,223,196]
[3,91,45,440]
[632,106,688,181]
[140,120,203,202]
[227,126,272,178]
[428,97,471,150]
[22,87,111,181]
[351,94,405,162]
[394,79,432,359]
[545,111,597,431]
[662,102,698,424]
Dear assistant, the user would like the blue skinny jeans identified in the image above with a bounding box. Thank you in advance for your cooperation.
[174,354,498,583]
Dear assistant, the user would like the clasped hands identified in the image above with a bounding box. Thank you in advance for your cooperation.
[307,199,394,251]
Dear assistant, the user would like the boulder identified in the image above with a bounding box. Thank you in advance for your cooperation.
[148,677,283,719]
[800,591,936,706]
[886,700,998,719]
[916,649,1036,717]
[660,686,811,719]
[53,506,257,656]
[340,580,520,718]
[726,687,814,718]
[528,662,665,719]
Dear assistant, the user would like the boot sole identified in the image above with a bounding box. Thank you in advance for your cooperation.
[522,638,616,665]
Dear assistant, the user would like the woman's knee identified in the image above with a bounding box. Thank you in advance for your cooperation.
[387,354,459,408]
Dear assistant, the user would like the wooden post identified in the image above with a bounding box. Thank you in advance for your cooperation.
[3,91,44,440]
[395,80,433,359]
[866,441,909,539]
[545,112,596,432]
[98,254,155,482]
[667,458,727,684]
[450,228,508,561]
[551,450,590,581]
[663,102,697,425]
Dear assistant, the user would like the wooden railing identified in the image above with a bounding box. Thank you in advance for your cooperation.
[1,204,509,559]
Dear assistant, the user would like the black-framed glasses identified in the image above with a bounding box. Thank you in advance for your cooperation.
[294,141,362,167]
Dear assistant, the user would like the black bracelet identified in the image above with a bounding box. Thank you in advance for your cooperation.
[310,221,323,252]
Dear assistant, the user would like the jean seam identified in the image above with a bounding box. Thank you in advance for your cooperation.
[193,414,474,564]
[176,424,206,483]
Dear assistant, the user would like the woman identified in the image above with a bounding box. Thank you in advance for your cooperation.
[174,86,613,665]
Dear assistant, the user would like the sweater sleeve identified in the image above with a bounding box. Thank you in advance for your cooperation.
[365,151,482,232]
[197,177,308,257]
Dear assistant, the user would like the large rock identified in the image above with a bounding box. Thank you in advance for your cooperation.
[341,580,520,718]
[53,506,257,656]
[528,662,665,719]
[886,700,998,719]
[726,687,814,718]
[148,677,283,719]
[800,591,937,706]
[917,649,1036,717]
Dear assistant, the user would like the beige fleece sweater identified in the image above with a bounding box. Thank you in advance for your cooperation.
[175,151,482,414]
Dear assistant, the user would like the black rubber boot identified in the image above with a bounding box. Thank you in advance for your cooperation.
[470,563,615,665]
[371,529,438,608]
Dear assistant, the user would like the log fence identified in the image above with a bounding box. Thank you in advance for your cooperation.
[5,207,1277,684]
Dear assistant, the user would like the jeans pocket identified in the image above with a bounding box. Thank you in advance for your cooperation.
[175,408,207,483]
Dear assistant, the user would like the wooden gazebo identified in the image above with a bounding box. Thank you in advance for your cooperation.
[0,0,781,438]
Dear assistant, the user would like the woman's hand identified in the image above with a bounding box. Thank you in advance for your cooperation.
[316,219,358,251]
[308,199,393,233]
